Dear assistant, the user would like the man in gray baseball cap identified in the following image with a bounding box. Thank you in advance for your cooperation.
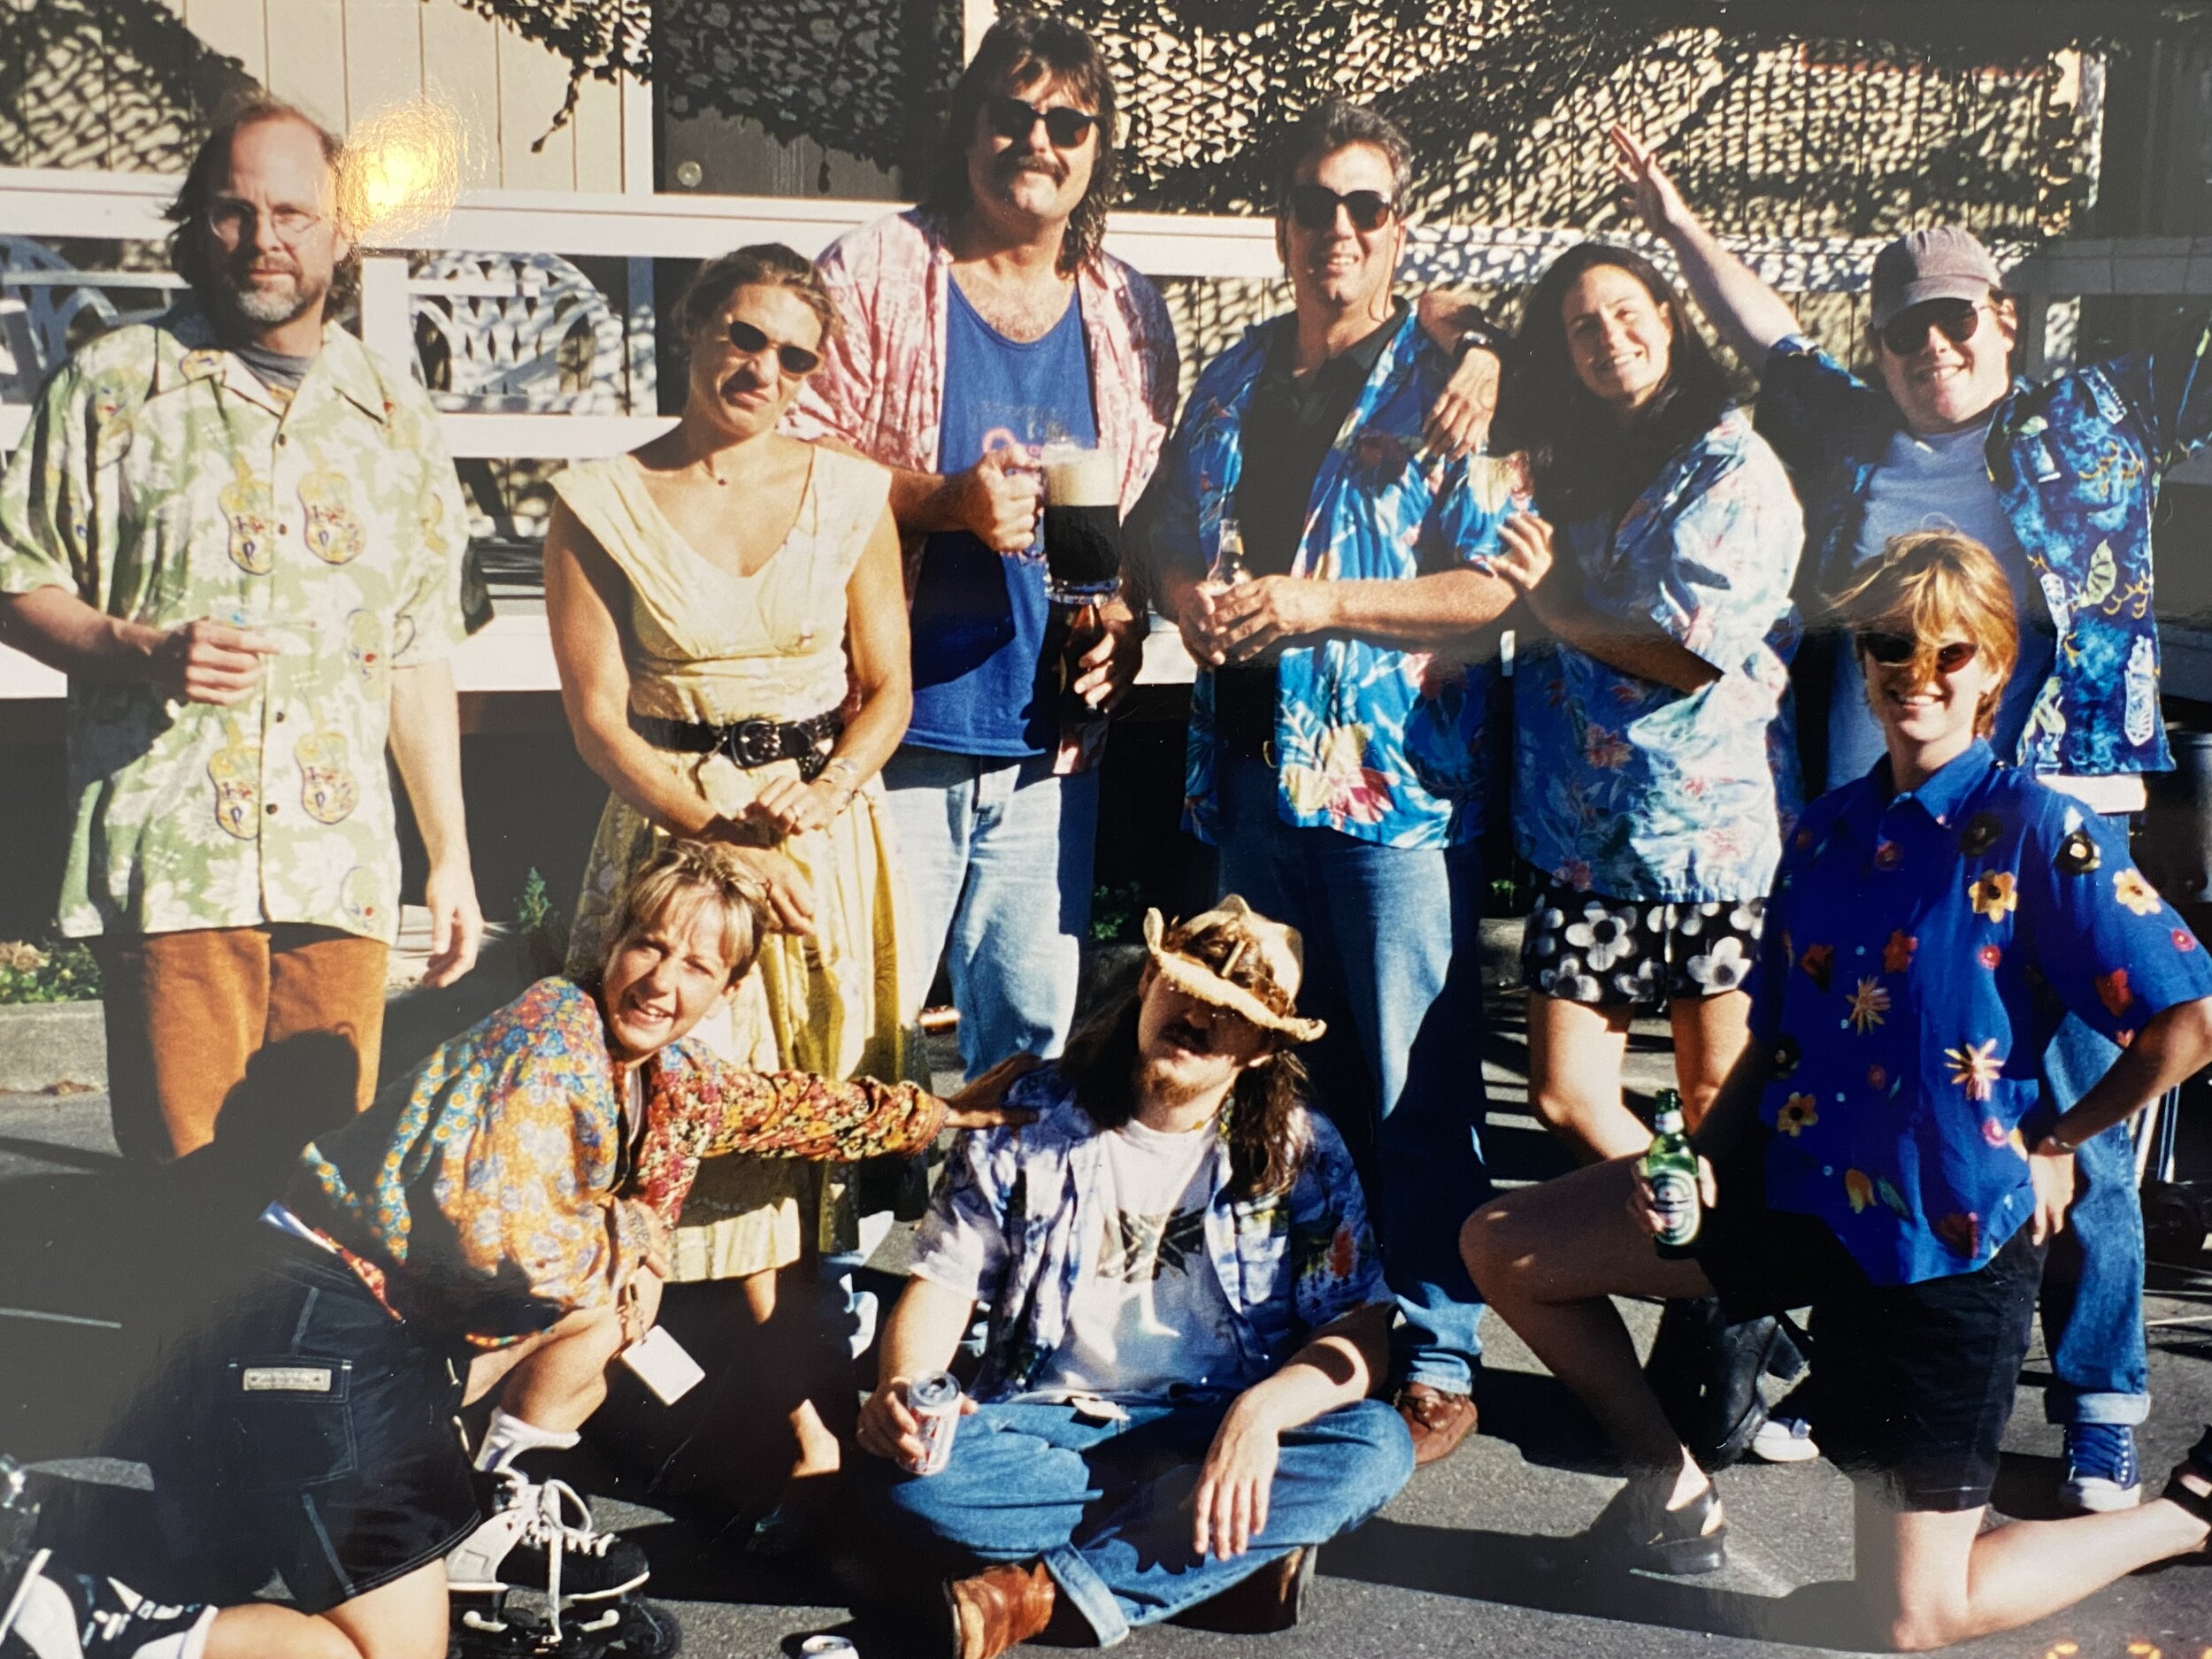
[1609,124,2212,1521]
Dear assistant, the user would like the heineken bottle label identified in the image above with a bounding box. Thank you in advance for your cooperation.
[1648,1168,1701,1248]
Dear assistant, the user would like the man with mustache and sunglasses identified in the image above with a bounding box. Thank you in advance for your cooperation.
[787,14,1177,1084]
[1614,125,2212,1515]
[0,98,482,1166]
[1145,99,1525,1469]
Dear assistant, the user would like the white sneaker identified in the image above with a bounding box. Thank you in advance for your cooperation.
[1,1549,212,1659]
[1748,1416,1820,1463]
[445,1471,649,1604]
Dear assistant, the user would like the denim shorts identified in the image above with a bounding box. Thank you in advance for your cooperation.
[1520,874,1766,1006]
[150,1232,480,1613]
[1695,1137,2045,1512]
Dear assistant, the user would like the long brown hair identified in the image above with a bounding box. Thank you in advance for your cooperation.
[921,12,1119,278]
[1058,952,1313,1200]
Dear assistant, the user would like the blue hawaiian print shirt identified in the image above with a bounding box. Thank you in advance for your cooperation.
[909,1067,1391,1403]
[1756,322,2212,779]
[1748,741,2212,1286]
[1148,310,1526,850]
[1515,408,1804,902]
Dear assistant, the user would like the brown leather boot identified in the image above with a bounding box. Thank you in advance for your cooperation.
[1171,1546,1316,1633]
[942,1560,1057,1659]
[1394,1382,1479,1465]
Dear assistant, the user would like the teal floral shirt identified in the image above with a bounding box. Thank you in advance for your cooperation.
[1514,408,1804,902]
[1757,321,2212,780]
[1147,311,1526,850]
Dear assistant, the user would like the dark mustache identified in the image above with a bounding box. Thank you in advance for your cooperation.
[998,153,1064,181]
[1163,1017,1212,1054]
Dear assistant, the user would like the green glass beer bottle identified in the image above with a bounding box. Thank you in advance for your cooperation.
[1642,1089,1701,1259]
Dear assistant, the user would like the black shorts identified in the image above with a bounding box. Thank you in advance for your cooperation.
[149,1232,480,1613]
[1694,1138,2045,1512]
[1520,875,1766,1006]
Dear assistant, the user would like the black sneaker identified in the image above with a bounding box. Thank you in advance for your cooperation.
[1578,1477,1728,1576]
[2,1548,211,1658]
[444,1471,649,1603]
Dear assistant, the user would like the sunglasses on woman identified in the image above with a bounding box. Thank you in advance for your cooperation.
[1286,183,1396,233]
[726,319,821,379]
[984,95,1102,149]
[1856,632,1980,673]
[1876,297,1982,358]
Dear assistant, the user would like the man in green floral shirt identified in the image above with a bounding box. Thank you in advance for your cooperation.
[0,97,480,1160]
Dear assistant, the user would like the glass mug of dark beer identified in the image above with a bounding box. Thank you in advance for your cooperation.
[1039,443,1121,724]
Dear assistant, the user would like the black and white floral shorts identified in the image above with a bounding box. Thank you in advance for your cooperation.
[1520,873,1766,1007]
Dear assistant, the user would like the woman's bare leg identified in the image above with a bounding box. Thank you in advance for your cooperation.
[1857,1471,2212,1651]
[463,1302,626,1428]
[1463,1158,1718,1506]
[1669,990,1751,1131]
[205,1559,449,1659]
[1525,993,1645,1162]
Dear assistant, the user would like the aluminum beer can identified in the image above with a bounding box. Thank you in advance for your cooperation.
[799,1638,858,1655]
[906,1369,964,1476]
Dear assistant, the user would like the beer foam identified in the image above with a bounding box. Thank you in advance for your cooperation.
[1041,444,1117,506]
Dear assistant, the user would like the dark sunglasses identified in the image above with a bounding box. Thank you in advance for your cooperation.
[984,95,1101,149]
[1286,183,1396,233]
[1857,632,1980,673]
[1877,297,1981,358]
[726,319,821,379]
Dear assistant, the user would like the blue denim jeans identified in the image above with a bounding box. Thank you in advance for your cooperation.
[879,745,1100,1072]
[1214,753,1493,1394]
[2037,1010,2151,1425]
[857,1397,1411,1645]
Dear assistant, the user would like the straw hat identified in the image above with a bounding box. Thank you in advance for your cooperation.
[1141,894,1325,1044]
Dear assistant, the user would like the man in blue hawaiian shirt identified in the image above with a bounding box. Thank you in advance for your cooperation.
[852,896,1410,1659]
[1145,99,1523,1465]
[1612,123,2212,1511]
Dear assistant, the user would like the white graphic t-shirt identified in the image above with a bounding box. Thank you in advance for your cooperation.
[1025,1117,1243,1403]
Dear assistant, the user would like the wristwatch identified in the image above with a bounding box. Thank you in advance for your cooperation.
[1453,314,1511,361]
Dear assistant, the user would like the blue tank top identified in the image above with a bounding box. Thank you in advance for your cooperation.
[907,278,1098,757]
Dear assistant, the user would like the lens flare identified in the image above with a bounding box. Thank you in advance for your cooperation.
[337,99,465,243]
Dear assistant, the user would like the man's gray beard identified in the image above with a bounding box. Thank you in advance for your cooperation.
[218,272,325,329]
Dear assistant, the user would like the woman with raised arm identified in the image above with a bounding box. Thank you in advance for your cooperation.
[542,244,914,1525]
[1492,242,1802,1163]
[1464,534,2212,1645]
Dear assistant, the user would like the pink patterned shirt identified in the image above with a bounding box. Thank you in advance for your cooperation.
[787,208,1180,582]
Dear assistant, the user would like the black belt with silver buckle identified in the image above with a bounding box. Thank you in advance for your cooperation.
[631,707,844,780]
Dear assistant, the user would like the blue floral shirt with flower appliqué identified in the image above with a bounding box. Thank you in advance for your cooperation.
[1750,741,2212,1286]
[1514,408,1804,903]
[1756,321,2212,780]
[1148,311,1527,850]
[909,1067,1392,1403]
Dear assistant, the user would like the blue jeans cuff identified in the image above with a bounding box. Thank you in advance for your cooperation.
[1397,1355,1478,1396]
[1043,1544,1128,1647]
[2044,1390,2151,1427]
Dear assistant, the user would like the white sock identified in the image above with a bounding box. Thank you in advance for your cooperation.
[472,1407,580,1472]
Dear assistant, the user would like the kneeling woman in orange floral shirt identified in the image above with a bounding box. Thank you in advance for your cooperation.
[0,841,1030,1659]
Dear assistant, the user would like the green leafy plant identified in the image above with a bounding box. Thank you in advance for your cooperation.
[0,940,101,1004]
[1090,880,1146,944]
[514,867,570,980]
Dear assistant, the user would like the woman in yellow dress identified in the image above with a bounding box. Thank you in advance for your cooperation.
[543,244,912,1517]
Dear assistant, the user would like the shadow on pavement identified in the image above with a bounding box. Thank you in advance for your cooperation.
[1320,1517,1884,1651]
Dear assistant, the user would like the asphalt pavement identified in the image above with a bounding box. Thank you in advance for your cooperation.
[2,986,2208,1659]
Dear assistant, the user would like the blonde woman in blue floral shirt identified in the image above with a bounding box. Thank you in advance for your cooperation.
[1466,534,2212,1642]
[1493,242,1803,1164]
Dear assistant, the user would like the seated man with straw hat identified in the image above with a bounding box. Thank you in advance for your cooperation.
[853,896,1411,1659]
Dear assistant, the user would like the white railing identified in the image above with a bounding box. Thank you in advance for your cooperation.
[6,164,2212,698]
